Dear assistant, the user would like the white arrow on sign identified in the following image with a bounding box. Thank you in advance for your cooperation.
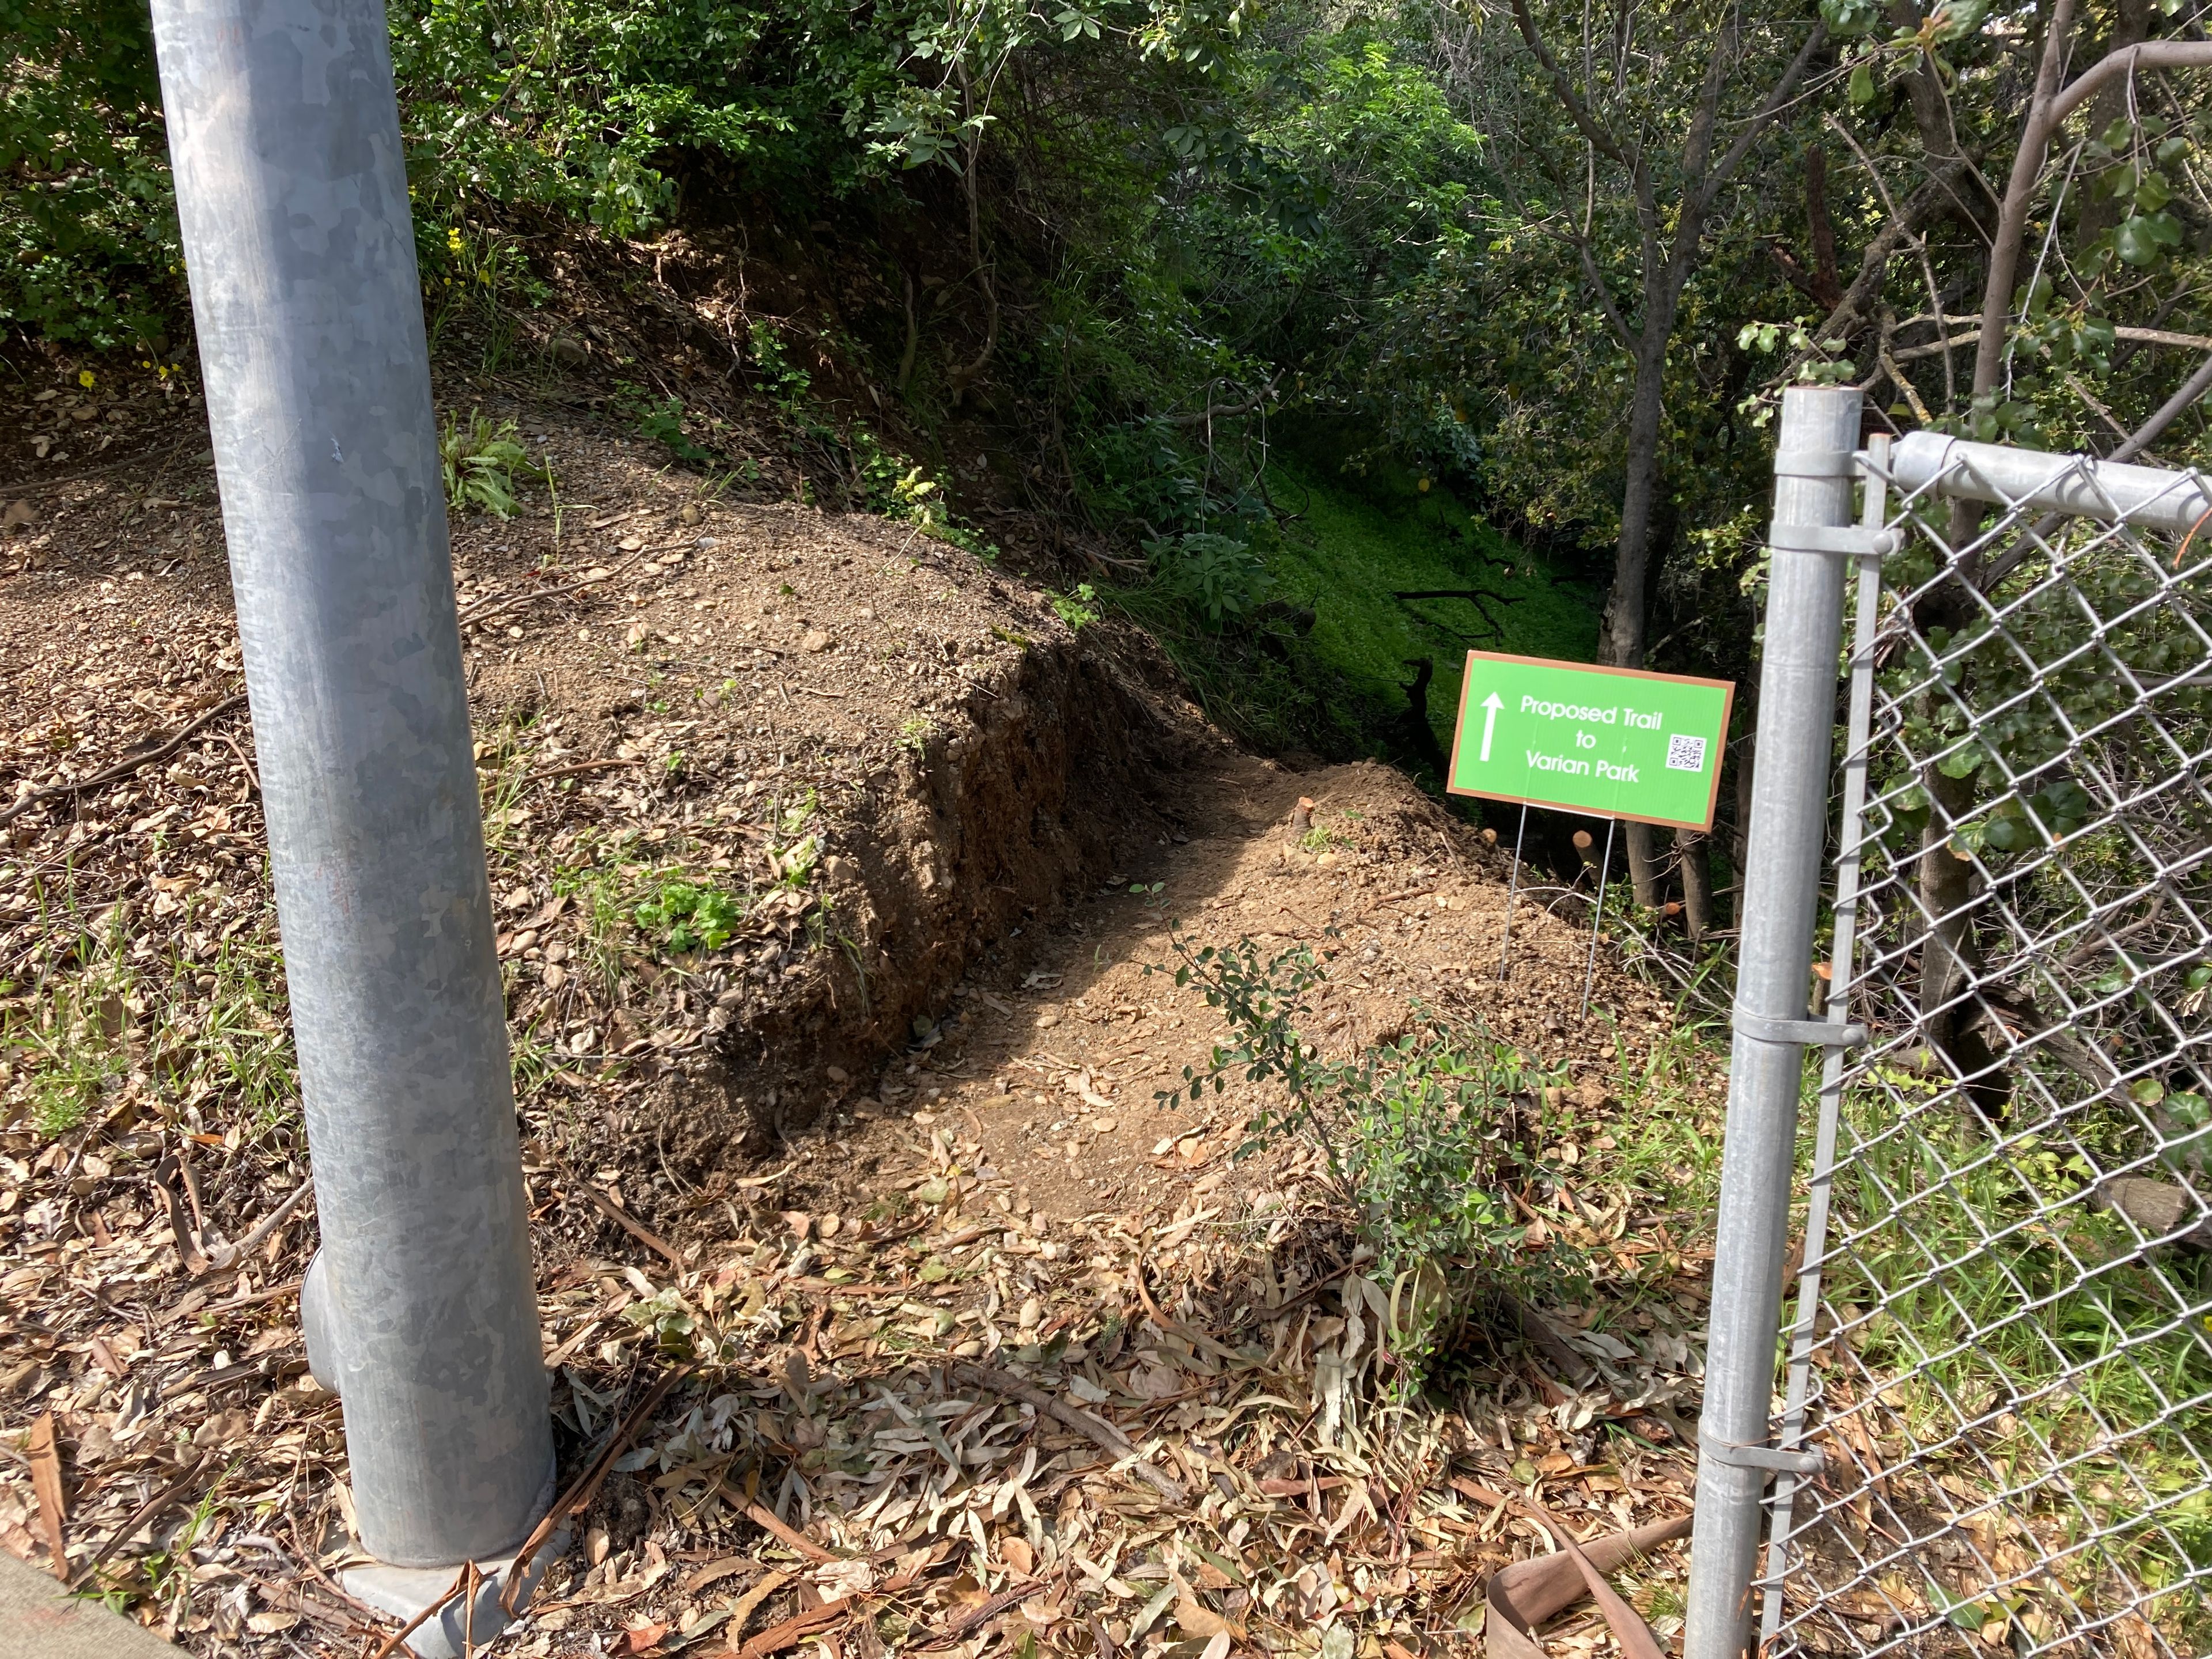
[1479,691,1503,762]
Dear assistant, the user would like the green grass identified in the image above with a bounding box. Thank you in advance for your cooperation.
[1103,448,1601,772]
[1265,454,1599,752]
[1828,1089,2212,1637]
[1,888,296,1141]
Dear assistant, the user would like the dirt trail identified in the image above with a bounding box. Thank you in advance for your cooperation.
[791,755,1672,1233]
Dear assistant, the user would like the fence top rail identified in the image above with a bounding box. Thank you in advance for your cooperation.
[1884,430,2212,536]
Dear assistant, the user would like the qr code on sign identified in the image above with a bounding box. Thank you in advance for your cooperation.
[1665,733,1707,772]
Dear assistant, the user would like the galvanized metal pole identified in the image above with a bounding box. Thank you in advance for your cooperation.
[147,0,552,1642]
[1497,804,1528,981]
[1889,429,2212,532]
[1578,817,1613,1018]
[1682,387,1876,1659]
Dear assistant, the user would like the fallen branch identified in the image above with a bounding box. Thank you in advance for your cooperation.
[0,693,247,828]
[1159,371,1285,428]
[365,1564,472,1659]
[204,1177,312,1270]
[217,729,259,795]
[914,1578,1043,1647]
[192,1277,304,1318]
[456,543,655,631]
[68,1453,211,1590]
[741,1498,839,1563]
[500,1365,692,1615]
[575,1182,687,1270]
[733,1597,853,1659]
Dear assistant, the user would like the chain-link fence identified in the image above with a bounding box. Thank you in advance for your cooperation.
[1703,408,2212,1659]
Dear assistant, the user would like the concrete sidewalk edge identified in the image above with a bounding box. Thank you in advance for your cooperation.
[0,1547,183,1657]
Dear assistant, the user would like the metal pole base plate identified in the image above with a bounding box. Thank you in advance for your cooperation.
[342,1523,569,1659]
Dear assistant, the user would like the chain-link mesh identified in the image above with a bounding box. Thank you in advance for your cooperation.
[1759,438,2212,1658]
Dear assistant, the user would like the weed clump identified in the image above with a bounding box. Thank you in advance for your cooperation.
[631,880,744,955]
[1152,925,1580,1380]
[440,410,546,519]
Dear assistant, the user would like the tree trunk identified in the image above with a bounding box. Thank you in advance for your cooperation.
[1730,730,1755,920]
[1676,828,1714,940]
[1918,762,1981,1019]
[1607,325,1675,906]
[1601,336,1671,672]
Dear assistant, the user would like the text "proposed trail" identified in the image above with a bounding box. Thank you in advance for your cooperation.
[1445,651,1734,829]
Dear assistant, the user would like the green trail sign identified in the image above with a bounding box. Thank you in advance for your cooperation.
[1446,651,1735,830]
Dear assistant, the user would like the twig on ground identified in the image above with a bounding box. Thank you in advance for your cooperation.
[499,1365,692,1615]
[952,1362,1185,1503]
[575,1182,687,1270]
[216,729,259,795]
[68,1453,212,1590]
[1,693,248,827]
[739,1497,838,1562]
[734,1597,853,1659]
[364,1564,471,1659]
[457,543,657,630]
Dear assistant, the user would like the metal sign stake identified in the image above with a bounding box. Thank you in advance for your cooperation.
[1580,817,1615,1018]
[1497,804,1529,981]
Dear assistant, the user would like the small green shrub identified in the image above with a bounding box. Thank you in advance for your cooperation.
[441,411,544,518]
[635,395,713,464]
[632,880,744,953]
[1145,532,1274,627]
[1152,926,1576,1376]
[1050,584,1101,630]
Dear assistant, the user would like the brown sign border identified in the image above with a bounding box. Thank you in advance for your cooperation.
[1444,649,1737,832]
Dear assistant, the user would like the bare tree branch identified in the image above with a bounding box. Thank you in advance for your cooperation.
[2046,39,2212,130]
[1687,22,1830,219]
[1508,0,1637,171]
[1160,372,1285,427]
[1573,238,1635,350]
[1970,0,2082,399]
[1810,155,1975,345]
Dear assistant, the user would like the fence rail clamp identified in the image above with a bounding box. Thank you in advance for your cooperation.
[1699,1430,1825,1476]
[1770,525,1903,557]
[1733,1013,1869,1048]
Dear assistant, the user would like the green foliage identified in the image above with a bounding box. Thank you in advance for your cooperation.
[1834,1090,2212,1604]
[1150,925,1577,1373]
[1144,532,1272,626]
[0,0,178,348]
[631,878,744,954]
[1879,531,2211,863]
[1049,584,1101,630]
[631,393,714,464]
[441,410,546,518]
[1,887,296,1141]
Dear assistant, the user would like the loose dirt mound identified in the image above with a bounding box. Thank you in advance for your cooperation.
[1,419,1228,1205]
[0,418,1710,1658]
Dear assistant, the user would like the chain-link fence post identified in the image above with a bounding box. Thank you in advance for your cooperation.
[1683,387,1880,1659]
[149,1,553,1650]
